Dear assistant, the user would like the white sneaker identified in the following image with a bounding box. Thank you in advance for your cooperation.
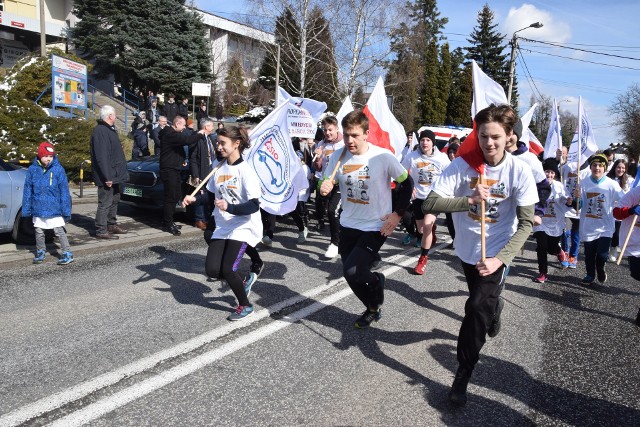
[608,247,617,262]
[297,227,308,244]
[325,243,339,258]
[261,236,273,247]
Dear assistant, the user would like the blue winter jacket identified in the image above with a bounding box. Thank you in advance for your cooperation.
[22,155,72,219]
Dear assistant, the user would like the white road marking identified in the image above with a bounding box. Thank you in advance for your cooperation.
[0,247,426,426]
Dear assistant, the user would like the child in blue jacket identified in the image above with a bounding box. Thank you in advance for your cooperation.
[22,142,74,265]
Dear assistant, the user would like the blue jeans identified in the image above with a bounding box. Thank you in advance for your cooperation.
[561,218,580,258]
[583,237,612,278]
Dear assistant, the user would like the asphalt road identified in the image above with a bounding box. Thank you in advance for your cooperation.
[0,217,638,426]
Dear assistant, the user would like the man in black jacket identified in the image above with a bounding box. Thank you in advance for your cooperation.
[159,115,210,235]
[162,94,179,125]
[90,105,130,239]
[189,118,219,230]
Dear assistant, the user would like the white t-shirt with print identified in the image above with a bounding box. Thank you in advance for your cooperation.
[431,153,538,265]
[401,149,450,200]
[618,186,640,257]
[325,144,406,232]
[533,180,568,237]
[206,160,263,247]
[562,163,591,219]
[578,176,624,242]
[314,139,345,178]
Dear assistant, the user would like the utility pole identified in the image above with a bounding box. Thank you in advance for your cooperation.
[39,0,46,57]
[507,22,543,103]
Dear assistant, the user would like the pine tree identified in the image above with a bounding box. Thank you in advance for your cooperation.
[305,7,339,111]
[465,4,510,96]
[224,57,248,116]
[446,49,472,127]
[70,0,212,97]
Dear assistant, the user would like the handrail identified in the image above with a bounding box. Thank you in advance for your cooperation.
[122,87,140,111]
[79,159,92,198]
[88,83,136,133]
[35,83,52,105]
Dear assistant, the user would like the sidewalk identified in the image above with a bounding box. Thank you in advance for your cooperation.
[0,185,202,267]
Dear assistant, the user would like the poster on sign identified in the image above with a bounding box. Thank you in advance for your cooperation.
[51,54,88,110]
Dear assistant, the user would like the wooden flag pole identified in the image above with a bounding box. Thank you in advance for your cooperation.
[617,215,638,265]
[320,149,347,196]
[188,159,226,197]
[480,174,486,261]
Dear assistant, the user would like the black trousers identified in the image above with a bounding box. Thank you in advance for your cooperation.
[316,186,341,245]
[160,168,182,225]
[339,226,386,311]
[205,239,250,306]
[534,231,562,275]
[458,261,507,372]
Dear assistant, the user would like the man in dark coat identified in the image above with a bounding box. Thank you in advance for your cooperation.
[150,115,169,155]
[159,115,210,235]
[162,94,179,125]
[90,105,130,239]
[189,118,219,230]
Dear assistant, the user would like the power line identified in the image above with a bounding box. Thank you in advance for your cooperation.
[517,48,544,100]
[522,48,640,71]
[520,37,640,61]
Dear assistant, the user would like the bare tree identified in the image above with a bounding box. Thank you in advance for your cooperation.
[610,83,640,159]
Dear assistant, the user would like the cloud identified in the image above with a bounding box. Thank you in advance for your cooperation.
[502,4,571,43]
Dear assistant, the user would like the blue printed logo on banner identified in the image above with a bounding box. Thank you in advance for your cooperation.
[250,125,295,204]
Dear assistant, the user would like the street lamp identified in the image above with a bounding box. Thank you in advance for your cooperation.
[507,22,543,103]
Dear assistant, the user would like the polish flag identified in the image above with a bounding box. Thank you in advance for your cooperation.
[335,96,354,133]
[518,103,544,156]
[363,77,406,159]
[458,61,509,174]
[528,133,544,156]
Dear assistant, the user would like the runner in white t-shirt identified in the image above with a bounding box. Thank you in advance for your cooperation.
[532,158,570,283]
[561,161,591,268]
[613,184,640,326]
[312,116,345,258]
[423,104,537,406]
[319,110,413,329]
[183,126,263,321]
[570,153,624,285]
[401,129,450,275]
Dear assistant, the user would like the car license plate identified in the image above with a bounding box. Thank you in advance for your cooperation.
[124,186,143,197]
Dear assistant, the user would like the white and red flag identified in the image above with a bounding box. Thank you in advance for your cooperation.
[519,103,544,156]
[335,96,354,133]
[362,77,406,159]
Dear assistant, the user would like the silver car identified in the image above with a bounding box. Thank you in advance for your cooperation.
[0,158,35,243]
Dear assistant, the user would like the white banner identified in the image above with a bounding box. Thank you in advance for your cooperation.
[276,86,327,138]
[544,98,563,160]
[247,102,309,215]
[471,60,508,119]
[566,97,598,169]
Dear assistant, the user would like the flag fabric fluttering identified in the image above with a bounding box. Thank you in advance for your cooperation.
[471,60,509,119]
[276,86,327,139]
[543,98,563,160]
[459,61,509,174]
[566,96,598,170]
[335,96,354,132]
[277,86,327,122]
[247,102,309,215]
[517,103,544,156]
[362,77,406,159]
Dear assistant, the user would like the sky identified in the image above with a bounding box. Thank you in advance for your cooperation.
[195,1,640,148]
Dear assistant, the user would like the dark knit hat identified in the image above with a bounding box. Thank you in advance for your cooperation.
[38,141,55,159]
[513,120,523,141]
[419,129,436,142]
[589,153,609,169]
[542,158,560,177]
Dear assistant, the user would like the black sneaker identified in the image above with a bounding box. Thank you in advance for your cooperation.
[597,267,607,284]
[487,297,504,338]
[448,367,472,406]
[250,260,264,277]
[354,309,382,329]
[374,272,385,307]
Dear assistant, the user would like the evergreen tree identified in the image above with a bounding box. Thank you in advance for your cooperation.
[70,0,212,97]
[305,7,339,111]
[224,57,248,116]
[465,4,510,96]
[385,0,448,128]
[352,85,366,109]
[446,47,472,126]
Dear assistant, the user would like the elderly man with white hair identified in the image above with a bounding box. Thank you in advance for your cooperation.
[90,105,130,240]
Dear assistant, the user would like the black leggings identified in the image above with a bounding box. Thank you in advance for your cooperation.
[316,187,341,245]
[205,239,250,306]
